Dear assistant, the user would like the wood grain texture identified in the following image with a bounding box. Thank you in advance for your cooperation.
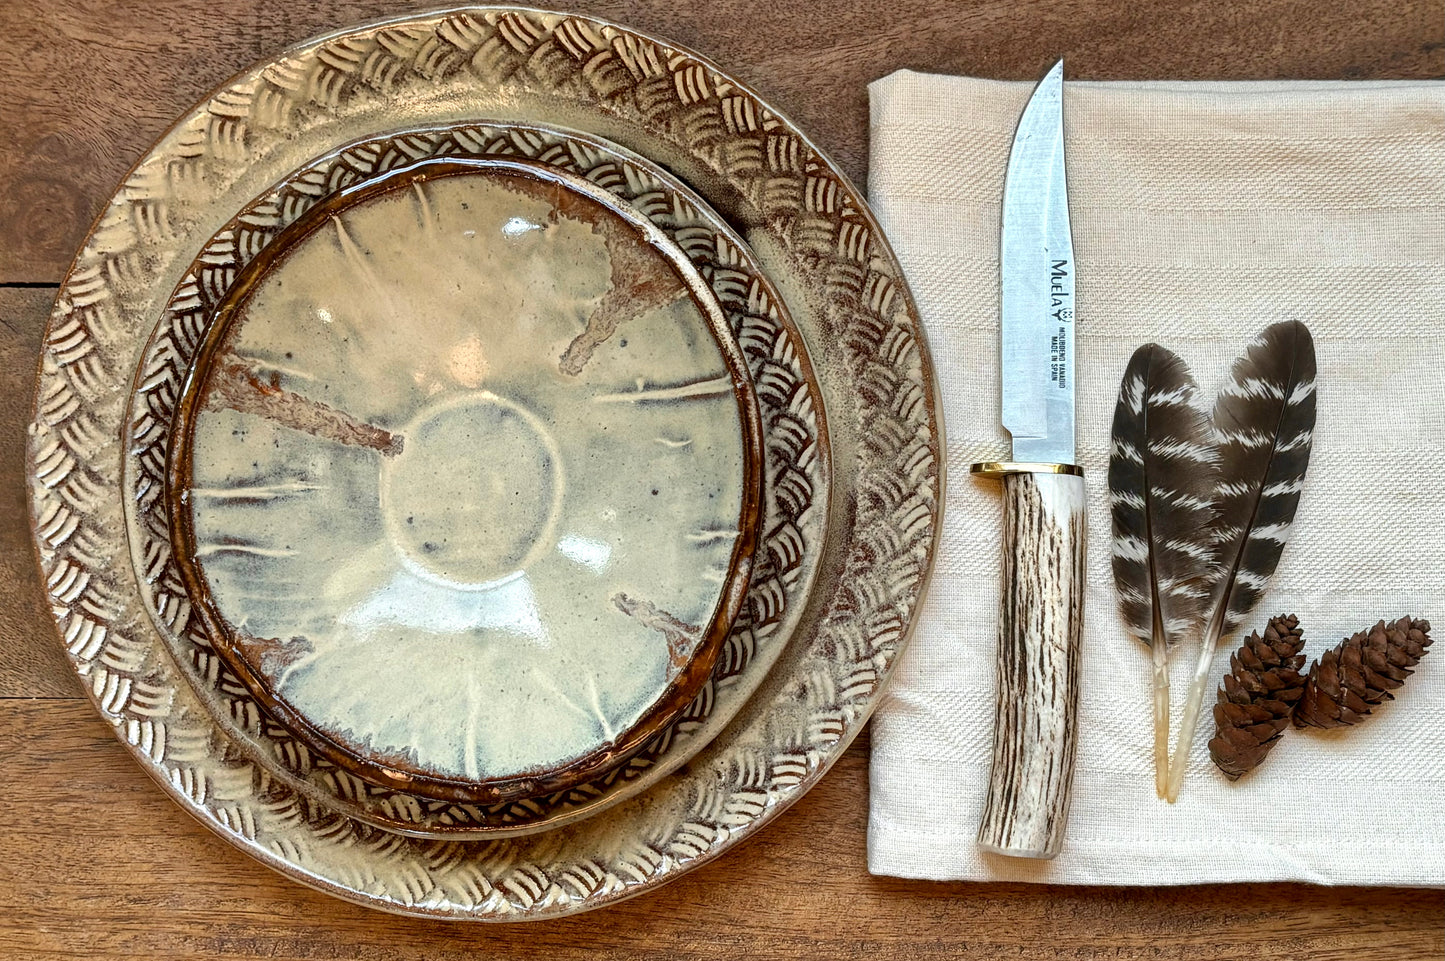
[0,0,1441,955]
[979,470,1086,859]
[1,0,1442,282]
[0,289,73,698]
[2,700,1442,961]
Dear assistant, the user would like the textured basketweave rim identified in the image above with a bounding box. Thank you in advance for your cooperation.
[27,7,941,919]
[126,121,831,837]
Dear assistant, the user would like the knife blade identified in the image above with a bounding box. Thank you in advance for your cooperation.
[970,60,1085,860]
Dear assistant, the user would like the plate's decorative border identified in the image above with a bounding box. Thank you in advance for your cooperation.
[29,7,938,918]
[126,122,829,836]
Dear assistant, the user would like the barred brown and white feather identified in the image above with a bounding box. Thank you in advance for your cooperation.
[1167,320,1316,801]
[1108,344,1221,653]
[1205,320,1316,640]
[1109,344,1221,797]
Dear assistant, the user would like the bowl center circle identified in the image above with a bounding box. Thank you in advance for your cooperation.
[381,392,564,589]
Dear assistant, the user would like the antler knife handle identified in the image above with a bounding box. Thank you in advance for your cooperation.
[970,463,1085,859]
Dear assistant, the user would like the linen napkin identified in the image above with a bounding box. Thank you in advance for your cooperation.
[866,70,1445,886]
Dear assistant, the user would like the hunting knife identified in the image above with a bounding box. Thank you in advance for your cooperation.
[970,60,1084,860]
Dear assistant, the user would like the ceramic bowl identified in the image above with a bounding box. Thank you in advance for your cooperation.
[162,156,764,803]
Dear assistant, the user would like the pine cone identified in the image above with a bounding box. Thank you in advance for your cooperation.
[1293,617,1433,729]
[1209,614,1308,779]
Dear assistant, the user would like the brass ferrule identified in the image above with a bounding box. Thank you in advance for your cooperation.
[969,461,1084,478]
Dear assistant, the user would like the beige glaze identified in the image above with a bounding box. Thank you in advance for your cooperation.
[174,162,758,792]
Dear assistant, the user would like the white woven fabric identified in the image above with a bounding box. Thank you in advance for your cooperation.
[866,70,1445,886]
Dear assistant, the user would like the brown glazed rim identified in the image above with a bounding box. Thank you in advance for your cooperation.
[164,155,766,805]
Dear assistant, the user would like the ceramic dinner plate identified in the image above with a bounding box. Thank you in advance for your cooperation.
[28,7,940,918]
[126,121,832,838]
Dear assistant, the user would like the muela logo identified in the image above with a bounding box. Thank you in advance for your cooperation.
[1050,259,1071,387]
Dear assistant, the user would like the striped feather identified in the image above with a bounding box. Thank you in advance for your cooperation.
[1167,320,1316,801]
[1108,344,1220,796]
[1109,344,1221,651]
[1207,320,1317,637]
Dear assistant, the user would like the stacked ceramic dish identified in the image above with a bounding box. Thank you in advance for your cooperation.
[28,7,938,918]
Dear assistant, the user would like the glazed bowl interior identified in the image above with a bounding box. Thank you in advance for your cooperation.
[163,157,765,803]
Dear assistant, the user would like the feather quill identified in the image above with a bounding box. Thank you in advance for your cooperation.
[1166,320,1317,801]
[1109,345,1221,797]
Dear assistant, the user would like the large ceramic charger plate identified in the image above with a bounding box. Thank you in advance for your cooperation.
[28,7,940,918]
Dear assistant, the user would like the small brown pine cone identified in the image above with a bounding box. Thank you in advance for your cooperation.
[1294,617,1433,729]
[1209,614,1308,780]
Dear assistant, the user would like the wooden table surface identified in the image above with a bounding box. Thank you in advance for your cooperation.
[2,1,1441,957]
